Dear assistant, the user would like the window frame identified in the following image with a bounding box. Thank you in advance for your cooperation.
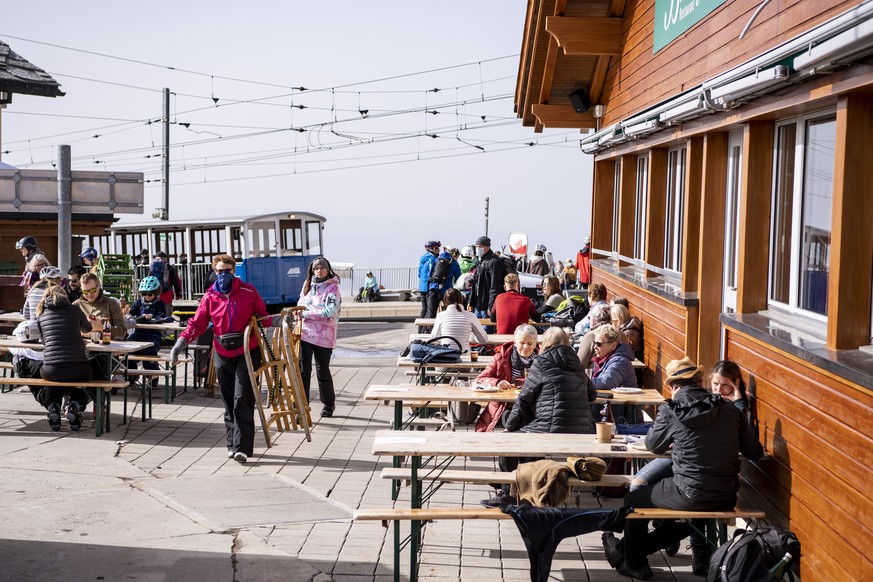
[767,108,836,322]
[632,154,649,265]
[663,145,687,275]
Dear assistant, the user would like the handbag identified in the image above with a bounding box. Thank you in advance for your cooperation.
[402,336,463,364]
[216,332,245,350]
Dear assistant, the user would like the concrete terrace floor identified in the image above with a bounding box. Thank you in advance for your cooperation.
[0,322,704,582]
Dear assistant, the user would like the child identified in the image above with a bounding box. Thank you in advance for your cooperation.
[126,276,168,374]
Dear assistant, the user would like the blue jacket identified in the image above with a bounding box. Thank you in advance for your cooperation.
[427,252,462,295]
[590,342,638,390]
[127,297,167,343]
[418,251,437,292]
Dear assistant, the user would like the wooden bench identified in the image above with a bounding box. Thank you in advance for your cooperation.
[381,467,633,489]
[130,353,194,400]
[124,369,174,421]
[0,377,129,436]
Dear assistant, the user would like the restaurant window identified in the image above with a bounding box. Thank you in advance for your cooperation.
[664,146,686,273]
[612,160,621,254]
[769,111,835,318]
[633,155,648,262]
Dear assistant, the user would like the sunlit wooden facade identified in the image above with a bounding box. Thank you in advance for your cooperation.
[516,0,873,578]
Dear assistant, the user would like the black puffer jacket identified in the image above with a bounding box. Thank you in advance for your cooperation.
[37,293,90,364]
[646,385,764,505]
[504,344,596,434]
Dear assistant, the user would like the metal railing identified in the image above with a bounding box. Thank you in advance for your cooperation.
[135,263,212,300]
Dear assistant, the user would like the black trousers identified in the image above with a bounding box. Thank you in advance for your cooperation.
[425,289,441,319]
[623,478,734,569]
[39,361,93,409]
[214,349,261,456]
[299,340,335,409]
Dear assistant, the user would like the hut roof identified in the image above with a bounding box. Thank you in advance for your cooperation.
[0,39,64,98]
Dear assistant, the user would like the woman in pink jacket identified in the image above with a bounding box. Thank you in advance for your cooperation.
[171,254,269,464]
[297,257,341,418]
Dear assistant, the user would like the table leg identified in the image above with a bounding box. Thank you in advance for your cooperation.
[410,454,421,582]
[94,389,104,437]
[392,400,403,500]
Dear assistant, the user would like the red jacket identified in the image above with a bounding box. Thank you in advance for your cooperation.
[491,290,536,334]
[475,342,515,432]
[575,248,591,285]
[180,277,268,358]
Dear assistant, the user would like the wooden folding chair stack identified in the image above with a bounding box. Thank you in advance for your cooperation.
[243,310,312,448]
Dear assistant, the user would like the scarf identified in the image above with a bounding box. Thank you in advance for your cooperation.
[590,349,616,377]
[510,348,535,383]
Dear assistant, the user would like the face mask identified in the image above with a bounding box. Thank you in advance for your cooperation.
[476,247,486,258]
[216,271,234,293]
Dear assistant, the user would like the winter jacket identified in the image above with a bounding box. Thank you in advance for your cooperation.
[427,252,462,295]
[298,275,341,349]
[74,293,127,340]
[504,344,596,434]
[459,257,477,274]
[590,342,637,390]
[418,251,437,292]
[471,250,507,313]
[621,316,644,362]
[527,255,550,276]
[475,342,525,432]
[38,294,91,365]
[180,277,268,358]
[127,297,167,343]
[535,293,563,317]
[646,385,764,504]
[575,247,591,285]
[491,290,538,334]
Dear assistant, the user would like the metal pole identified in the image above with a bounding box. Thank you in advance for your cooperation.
[57,144,72,271]
[161,87,170,220]
[484,196,490,238]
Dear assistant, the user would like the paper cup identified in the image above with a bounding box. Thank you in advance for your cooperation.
[470,352,479,362]
[595,421,614,443]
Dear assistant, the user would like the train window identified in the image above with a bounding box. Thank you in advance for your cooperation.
[247,221,275,257]
[280,219,303,255]
[306,221,322,256]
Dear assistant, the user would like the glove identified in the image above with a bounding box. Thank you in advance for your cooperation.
[169,336,189,364]
[123,314,138,329]
[270,314,292,328]
[135,316,151,324]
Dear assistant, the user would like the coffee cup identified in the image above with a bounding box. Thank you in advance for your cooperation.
[595,421,614,443]
[470,351,479,362]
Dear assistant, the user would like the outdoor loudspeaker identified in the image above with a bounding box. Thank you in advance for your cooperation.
[569,88,591,113]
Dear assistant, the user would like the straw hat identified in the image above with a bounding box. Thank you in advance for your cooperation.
[664,357,704,384]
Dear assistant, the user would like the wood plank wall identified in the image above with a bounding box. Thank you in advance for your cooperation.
[593,266,691,390]
[599,0,863,126]
[725,328,873,581]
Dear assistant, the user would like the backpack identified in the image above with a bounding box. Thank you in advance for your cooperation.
[551,295,589,327]
[707,528,772,582]
[501,255,518,276]
[754,526,801,580]
[149,259,171,292]
[428,257,452,285]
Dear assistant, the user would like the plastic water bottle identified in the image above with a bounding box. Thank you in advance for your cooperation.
[769,552,792,579]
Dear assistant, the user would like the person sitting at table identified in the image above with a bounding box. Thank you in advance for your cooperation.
[430,288,487,355]
[35,284,94,431]
[589,324,637,390]
[626,358,754,574]
[482,327,596,507]
[124,276,167,378]
[23,266,63,323]
[602,357,764,580]
[490,273,538,334]
[535,276,564,319]
[474,324,539,432]
[575,282,608,335]
[576,304,613,369]
[74,273,129,340]
[64,265,87,303]
[11,267,64,385]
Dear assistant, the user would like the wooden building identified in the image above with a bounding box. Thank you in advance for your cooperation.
[515,0,873,578]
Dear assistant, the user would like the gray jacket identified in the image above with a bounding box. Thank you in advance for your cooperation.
[646,385,764,504]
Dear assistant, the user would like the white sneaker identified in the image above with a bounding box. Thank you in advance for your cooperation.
[233,452,248,463]
[227,450,234,458]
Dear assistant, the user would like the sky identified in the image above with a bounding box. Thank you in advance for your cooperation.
[1,1,593,268]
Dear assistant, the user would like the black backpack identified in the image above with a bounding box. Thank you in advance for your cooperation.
[428,257,452,285]
[707,528,771,582]
[501,255,518,276]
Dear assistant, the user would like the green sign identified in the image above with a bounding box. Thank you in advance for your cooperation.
[654,0,727,53]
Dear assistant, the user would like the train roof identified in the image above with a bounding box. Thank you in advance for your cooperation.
[110,210,326,232]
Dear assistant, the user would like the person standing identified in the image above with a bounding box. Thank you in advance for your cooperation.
[575,236,591,289]
[135,249,151,267]
[417,240,440,329]
[469,236,506,322]
[79,247,100,271]
[170,254,270,463]
[427,249,461,317]
[297,257,342,418]
[490,273,538,334]
[527,244,550,276]
[602,357,764,580]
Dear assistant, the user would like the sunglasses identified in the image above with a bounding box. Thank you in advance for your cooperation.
[142,292,156,297]
[593,341,613,347]
[82,288,99,296]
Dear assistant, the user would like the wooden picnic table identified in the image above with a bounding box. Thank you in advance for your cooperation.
[0,312,25,323]
[0,336,152,436]
[414,317,550,328]
[410,333,519,345]
[134,321,186,331]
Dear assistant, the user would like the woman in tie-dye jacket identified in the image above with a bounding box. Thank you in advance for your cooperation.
[297,256,341,418]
